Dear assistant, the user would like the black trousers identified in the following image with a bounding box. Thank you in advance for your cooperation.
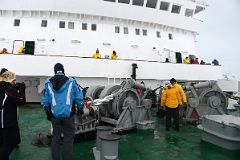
[0,127,18,160]
[165,107,179,129]
[51,116,75,160]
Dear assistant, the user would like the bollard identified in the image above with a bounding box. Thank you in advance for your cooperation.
[99,134,120,160]
[96,126,113,151]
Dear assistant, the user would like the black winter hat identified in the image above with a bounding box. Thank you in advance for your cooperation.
[170,78,176,83]
[0,68,8,75]
[54,63,65,74]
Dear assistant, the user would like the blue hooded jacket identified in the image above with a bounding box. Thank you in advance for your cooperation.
[41,72,83,118]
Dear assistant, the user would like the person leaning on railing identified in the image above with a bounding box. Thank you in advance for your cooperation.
[0,48,10,54]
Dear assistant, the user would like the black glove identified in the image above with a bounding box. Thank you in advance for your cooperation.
[15,82,26,90]
[45,112,53,121]
[88,107,94,115]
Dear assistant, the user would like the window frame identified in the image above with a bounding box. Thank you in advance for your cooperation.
[82,23,88,30]
[68,21,74,29]
[132,0,144,6]
[115,26,120,33]
[91,24,97,31]
[118,0,130,4]
[14,19,20,27]
[59,21,65,28]
[123,27,129,34]
[168,33,173,40]
[41,20,47,27]
[142,29,147,36]
[156,31,161,38]
[146,0,158,9]
[135,28,140,35]
[171,4,181,14]
[160,1,170,11]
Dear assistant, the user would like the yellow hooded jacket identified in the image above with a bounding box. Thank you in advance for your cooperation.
[161,84,182,108]
[174,83,187,104]
[92,53,101,59]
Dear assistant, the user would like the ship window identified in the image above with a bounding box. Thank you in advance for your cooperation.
[142,29,147,36]
[59,21,65,28]
[115,26,120,33]
[195,6,205,14]
[160,2,170,11]
[82,23,87,30]
[168,33,173,40]
[171,4,181,14]
[118,0,130,4]
[124,27,128,34]
[14,19,20,27]
[41,20,47,27]
[104,0,116,2]
[68,22,74,29]
[135,29,140,35]
[91,24,97,31]
[185,8,194,17]
[146,0,158,9]
[156,31,161,38]
[132,0,144,6]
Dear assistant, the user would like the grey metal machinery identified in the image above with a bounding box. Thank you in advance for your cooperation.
[91,79,153,132]
[183,80,228,123]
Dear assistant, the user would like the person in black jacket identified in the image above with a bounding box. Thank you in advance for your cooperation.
[0,69,26,160]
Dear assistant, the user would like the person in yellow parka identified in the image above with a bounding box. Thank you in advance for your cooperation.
[92,48,101,59]
[183,57,190,64]
[0,48,9,54]
[110,50,118,60]
[18,46,25,54]
[170,78,187,105]
[161,78,182,131]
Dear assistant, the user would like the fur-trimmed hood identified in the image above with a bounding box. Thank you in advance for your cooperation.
[0,70,16,83]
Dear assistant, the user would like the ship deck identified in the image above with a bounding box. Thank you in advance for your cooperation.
[10,106,239,160]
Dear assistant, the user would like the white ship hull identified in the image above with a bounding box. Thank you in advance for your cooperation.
[0,0,220,102]
[0,54,222,102]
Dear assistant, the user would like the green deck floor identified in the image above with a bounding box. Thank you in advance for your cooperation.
[10,106,240,160]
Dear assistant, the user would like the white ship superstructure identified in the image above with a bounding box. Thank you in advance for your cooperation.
[0,0,222,102]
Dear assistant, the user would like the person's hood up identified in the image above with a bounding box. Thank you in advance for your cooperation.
[0,70,16,83]
[49,74,69,91]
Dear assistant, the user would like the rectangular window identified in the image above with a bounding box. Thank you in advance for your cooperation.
[123,27,128,34]
[68,22,74,29]
[41,20,47,27]
[185,8,194,17]
[82,23,87,30]
[168,33,173,40]
[156,31,161,38]
[171,4,181,14]
[118,0,130,4]
[14,19,20,27]
[104,0,116,2]
[142,29,147,36]
[135,28,140,35]
[91,24,97,31]
[59,21,65,28]
[115,26,120,33]
[146,0,158,9]
[160,2,170,11]
[132,0,144,6]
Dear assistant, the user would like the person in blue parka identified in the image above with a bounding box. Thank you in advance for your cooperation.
[42,63,83,160]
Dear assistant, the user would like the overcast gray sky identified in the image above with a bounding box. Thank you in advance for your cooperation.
[195,0,240,80]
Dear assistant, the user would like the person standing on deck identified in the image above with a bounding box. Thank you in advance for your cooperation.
[110,50,118,60]
[161,78,182,131]
[183,57,190,64]
[41,63,83,160]
[0,69,26,160]
[92,48,101,59]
